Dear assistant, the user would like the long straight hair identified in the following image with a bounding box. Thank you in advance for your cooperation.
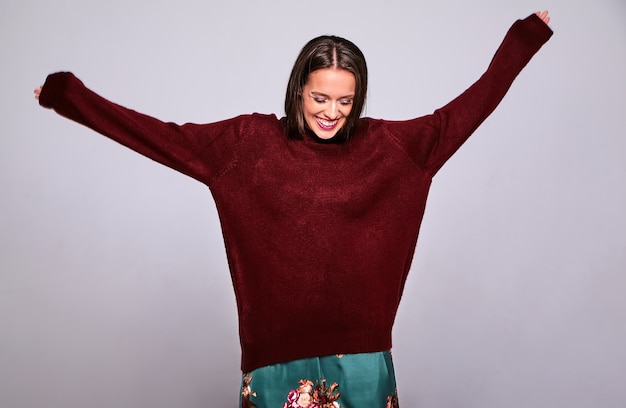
[284,35,368,142]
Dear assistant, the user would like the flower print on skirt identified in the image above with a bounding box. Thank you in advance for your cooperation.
[240,350,399,408]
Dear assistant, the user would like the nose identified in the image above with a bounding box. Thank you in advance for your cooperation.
[325,101,339,119]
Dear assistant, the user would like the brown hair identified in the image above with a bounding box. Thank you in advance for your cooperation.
[284,35,368,142]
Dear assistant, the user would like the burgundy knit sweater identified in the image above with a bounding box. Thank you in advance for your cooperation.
[39,15,552,372]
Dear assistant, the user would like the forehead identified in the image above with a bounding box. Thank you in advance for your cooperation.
[305,68,356,95]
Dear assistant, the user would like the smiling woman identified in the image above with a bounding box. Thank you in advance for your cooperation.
[284,34,368,143]
[34,11,552,408]
[302,68,356,140]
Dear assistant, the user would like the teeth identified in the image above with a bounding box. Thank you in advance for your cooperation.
[316,118,338,128]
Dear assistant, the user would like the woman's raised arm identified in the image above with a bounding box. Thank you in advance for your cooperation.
[384,12,553,175]
[34,72,247,185]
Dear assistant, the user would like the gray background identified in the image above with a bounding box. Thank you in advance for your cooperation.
[1,0,625,407]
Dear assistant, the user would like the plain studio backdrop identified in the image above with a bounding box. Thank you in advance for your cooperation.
[1,0,625,407]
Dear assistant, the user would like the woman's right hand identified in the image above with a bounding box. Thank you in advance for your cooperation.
[34,86,42,100]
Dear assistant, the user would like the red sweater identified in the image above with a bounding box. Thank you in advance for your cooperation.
[39,15,552,372]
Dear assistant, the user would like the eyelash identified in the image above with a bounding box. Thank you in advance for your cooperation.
[313,97,353,106]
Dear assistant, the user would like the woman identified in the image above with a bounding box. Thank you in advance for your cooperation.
[35,11,552,408]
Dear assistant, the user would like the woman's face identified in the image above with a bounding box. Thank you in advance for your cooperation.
[301,68,356,140]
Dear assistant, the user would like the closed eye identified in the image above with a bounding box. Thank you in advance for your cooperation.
[309,92,354,105]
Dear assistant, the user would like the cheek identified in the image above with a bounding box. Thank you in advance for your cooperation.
[302,99,318,117]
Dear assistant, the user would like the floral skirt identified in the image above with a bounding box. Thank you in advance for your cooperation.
[240,350,399,408]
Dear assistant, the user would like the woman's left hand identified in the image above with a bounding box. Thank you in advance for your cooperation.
[536,10,550,25]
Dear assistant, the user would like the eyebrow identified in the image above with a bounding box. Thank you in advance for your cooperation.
[310,91,355,99]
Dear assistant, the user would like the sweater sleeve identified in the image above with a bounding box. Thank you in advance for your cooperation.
[385,13,553,175]
[38,72,249,185]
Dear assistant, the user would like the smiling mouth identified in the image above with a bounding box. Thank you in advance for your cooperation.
[315,117,340,130]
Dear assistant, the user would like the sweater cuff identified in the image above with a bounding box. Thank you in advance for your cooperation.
[520,13,554,46]
[39,71,79,109]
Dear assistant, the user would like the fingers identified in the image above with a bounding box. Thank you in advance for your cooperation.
[34,86,42,100]
[535,10,550,25]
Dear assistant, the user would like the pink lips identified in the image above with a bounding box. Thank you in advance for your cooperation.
[315,117,339,130]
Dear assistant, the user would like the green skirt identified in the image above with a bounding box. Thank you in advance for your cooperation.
[240,351,399,407]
